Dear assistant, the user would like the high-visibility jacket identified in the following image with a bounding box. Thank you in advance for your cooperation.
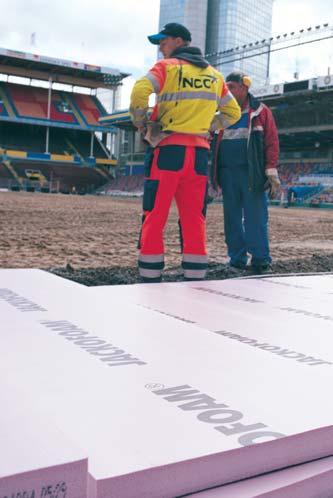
[130,47,241,136]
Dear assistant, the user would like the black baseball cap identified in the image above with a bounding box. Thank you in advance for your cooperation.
[148,23,192,45]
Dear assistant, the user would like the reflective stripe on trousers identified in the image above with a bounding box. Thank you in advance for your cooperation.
[138,253,164,280]
[182,253,208,280]
[138,145,208,281]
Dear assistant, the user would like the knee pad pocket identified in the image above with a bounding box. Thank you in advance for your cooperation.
[157,145,185,171]
[143,179,159,211]
[194,147,209,176]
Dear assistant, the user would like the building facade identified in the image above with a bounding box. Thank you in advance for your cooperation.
[159,0,208,53]
[159,0,274,85]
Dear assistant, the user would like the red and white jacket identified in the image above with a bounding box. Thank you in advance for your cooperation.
[211,93,279,192]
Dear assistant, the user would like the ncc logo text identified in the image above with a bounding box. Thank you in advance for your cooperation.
[182,75,217,89]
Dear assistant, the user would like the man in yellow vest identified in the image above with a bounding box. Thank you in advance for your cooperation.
[130,23,241,282]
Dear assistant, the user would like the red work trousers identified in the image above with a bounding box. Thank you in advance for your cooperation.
[138,144,209,281]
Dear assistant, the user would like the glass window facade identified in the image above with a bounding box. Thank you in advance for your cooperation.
[159,0,208,53]
[159,0,273,85]
[206,0,273,85]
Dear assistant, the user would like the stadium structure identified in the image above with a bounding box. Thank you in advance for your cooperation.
[99,73,333,206]
[0,47,128,194]
[254,75,333,206]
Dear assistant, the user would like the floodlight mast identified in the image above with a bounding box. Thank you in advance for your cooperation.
[206,23,333,80]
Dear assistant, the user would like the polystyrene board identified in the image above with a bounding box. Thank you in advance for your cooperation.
[186,457,333,498]
[183,277,333,327]
[93,273,333,294]
[182,278,333,322]
[0,269,83,288]
[208,276,333,307]
[0,269,84,315]
[91,275,333,313]
[0,385,87,498]
[91,279,333,369]
[1,289,333,498]
[262,274,333,294]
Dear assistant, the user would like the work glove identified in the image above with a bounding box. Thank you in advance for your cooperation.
[265,168,281,198]
[144,121,167,147]
[209,113,226,133]
[137,124,147,136]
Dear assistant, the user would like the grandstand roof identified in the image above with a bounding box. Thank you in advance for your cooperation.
[0,47,129,89]
[262,84,333,150]
[99,109,133,129]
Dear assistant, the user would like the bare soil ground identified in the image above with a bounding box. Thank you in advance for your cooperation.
[1,191,333,285]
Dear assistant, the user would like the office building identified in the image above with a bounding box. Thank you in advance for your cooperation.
[159,0,274,85]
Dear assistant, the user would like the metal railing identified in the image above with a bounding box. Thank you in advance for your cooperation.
[118,152,145,166]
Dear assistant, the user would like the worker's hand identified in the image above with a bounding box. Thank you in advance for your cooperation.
[207,131,215,144]
[265,168,281,198]
[137,124,147,136]
[144,121,166,147]
[209,117,221,134]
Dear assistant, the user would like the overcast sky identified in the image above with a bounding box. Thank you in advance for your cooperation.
[0,0,332,108]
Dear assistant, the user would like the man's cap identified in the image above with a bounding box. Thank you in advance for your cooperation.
[226,71,252,88]
[148,23,192,45]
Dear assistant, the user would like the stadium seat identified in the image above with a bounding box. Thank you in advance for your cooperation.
[1,82,108,129]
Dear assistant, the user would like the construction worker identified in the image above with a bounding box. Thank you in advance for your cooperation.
[130,23,241,282]
[211,71,280,273]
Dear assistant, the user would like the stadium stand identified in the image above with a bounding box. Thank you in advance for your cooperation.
[312,187,333,204]
[0,122,110,160]
[0,82,115,131]
[0,161,15,188]
[99,75,333,206]
[4,161,106,194]
[0,47,128,193]
[100,173,144,196]
[287,184,324,201]
[278,162,333,186]
[70,93,107,126]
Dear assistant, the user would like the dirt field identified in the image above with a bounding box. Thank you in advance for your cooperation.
[1,191,333,285]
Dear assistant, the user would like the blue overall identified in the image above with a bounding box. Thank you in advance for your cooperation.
[218,111,271,268]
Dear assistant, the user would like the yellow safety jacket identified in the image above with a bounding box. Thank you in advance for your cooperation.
[130,48,241,135]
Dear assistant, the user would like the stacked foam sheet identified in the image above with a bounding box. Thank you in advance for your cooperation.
[92,274,333,370]
[0,389,87,498]
[1,270,333,498]
[186,457,333,498]
[0,270,88,498]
